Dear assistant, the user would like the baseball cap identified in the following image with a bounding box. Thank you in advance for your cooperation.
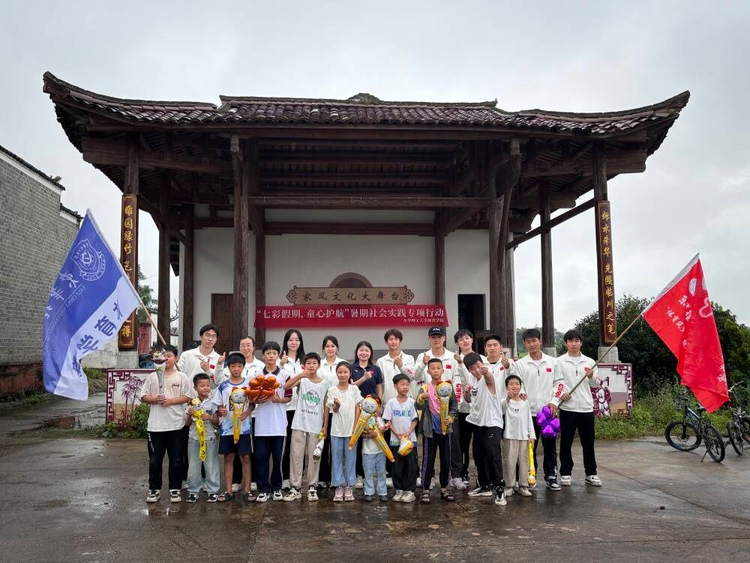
[428,326,446,337]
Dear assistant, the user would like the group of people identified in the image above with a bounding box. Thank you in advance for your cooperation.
[139,323,602,507]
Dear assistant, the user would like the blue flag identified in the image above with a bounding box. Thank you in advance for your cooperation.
[43,212,140,400]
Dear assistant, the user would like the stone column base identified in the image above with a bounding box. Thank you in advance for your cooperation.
[597,346,619,363]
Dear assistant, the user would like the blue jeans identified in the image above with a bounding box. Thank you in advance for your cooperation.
[187,437,220,494]
[363,452,387,496]
[331,436,357,487]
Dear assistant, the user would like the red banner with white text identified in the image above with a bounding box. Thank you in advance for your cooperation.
[254,304,448,328]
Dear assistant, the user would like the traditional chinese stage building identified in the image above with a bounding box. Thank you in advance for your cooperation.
[43,72,688,360]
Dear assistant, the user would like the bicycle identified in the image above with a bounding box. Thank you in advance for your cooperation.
[726,384,750,456]
[665,392,725,463]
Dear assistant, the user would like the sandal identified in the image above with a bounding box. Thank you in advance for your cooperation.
[217,491,235,503]
[243,491,256,502]
[420,491,431,504]
[441,491,456,502]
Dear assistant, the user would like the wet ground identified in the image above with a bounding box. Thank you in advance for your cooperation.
[0,396,748,562]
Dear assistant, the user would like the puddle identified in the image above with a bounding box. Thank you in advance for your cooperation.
[41,410,105,430]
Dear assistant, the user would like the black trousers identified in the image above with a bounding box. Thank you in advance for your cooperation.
[458,412,474,479]
[254,435,285,494]
[559,410,597,477]
[148,429,183,490]
[474,426,505,491]
[421,433,451,489]
[282,410,295,481]
[179,425,190,482]
[470,421,489,487]
[449,420,462,480]
[389,445,418,491]
[532,415,558,480]
[318,413,333,485]
[355,436,365,478]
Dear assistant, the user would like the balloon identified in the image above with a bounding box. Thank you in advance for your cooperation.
[537,405,560,439]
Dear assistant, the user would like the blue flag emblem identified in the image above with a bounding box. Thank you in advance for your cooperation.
[43,212,140,400]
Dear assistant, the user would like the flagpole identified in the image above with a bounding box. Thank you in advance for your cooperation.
[567,312,644,396]
[135,293,168,347]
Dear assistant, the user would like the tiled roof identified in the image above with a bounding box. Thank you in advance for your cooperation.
[0,143,67,191]
[43,72,689,136]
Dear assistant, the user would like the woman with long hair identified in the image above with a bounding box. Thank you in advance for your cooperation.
[280,329,305,489]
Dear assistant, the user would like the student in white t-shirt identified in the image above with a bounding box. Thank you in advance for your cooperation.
[502,374,535,498]
[139,345,192,504]
[551,329,601,488]
[317,335,346,487]
[280,329,305,489]
[177,323,224,387]
[462,352,507,507]
[282,352,329,503]
[382,374,419,503]
[253,342,291,503]
[325,361,362,502]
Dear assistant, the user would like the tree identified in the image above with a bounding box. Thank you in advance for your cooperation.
[568,294,750,396]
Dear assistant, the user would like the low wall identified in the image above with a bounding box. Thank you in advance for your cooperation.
[0,363,43,396]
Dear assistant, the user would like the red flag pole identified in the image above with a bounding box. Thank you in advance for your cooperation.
[567,312,644,396]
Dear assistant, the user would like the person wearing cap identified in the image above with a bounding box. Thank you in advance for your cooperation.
[414,326,465,491]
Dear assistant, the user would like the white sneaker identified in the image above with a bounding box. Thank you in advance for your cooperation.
[401,491,416,503]
[393,490,404,503]
[282,479,291,490]
[307,486,319,502]
[585,475,602,487]
[386,478,393,488]
[560,476,572,487]
[504,487,514,498]
[146,490,160,503]
[272,490,284,501]
[169,489,181,503]
[355,476,364,489]
[255,492,269,503]
[283,488,301,502]
[451,478,467,491]
[518,487,532,497]
[494,490,507,506]
[231,483,241,493]
[251,482,258,492]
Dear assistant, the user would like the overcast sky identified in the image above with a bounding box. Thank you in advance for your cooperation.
[1,0,748,333]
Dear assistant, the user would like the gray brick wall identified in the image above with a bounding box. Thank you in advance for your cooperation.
[0,158,78,365]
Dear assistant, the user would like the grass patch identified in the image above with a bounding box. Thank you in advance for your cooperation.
[83,367,107,380]
[596,387,737,439]
[0,388,51,409]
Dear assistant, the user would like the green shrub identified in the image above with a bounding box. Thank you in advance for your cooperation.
[123,403,150,439]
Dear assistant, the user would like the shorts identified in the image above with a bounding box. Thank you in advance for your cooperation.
[219,434,252,456]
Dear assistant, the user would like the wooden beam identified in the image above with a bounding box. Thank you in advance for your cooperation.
[231,135,250,343]
[259,139,461,150]
[489,195,502,333]
[523,149,646,177]
[540,184,555,347]
[435,221,446,305]
[82,137,232,176]
[255,231,266,345]
[508,198,596,248]
[182,210,194,349]
[515,192,577,208]
[593,142,616,346]
[261,172,447,184]
[170,227,189,247]
[157,173,171,342]
[262,153,452,166]
[124,133,140,195]
[246,195,489,209]
[264,222,434,236]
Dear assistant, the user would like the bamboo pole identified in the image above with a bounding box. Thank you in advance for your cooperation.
[135,294,168,347]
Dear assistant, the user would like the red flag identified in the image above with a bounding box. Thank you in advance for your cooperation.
[643,255,728,411]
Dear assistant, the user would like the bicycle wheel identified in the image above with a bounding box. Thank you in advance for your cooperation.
[703,425,726,463]
[665,421,701,451]
[741,416,750,446]
[728,420,744,456]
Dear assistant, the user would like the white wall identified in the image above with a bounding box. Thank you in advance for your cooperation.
[181,227,492,357]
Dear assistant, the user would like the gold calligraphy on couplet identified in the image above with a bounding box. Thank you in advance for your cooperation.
[119,194,138,349]
[596,201,617,343]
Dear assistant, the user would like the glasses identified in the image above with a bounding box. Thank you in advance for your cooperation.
[203,334,218,340]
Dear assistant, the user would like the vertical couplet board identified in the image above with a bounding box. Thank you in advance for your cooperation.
[118,194,138,348]
[595,200,617,344]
